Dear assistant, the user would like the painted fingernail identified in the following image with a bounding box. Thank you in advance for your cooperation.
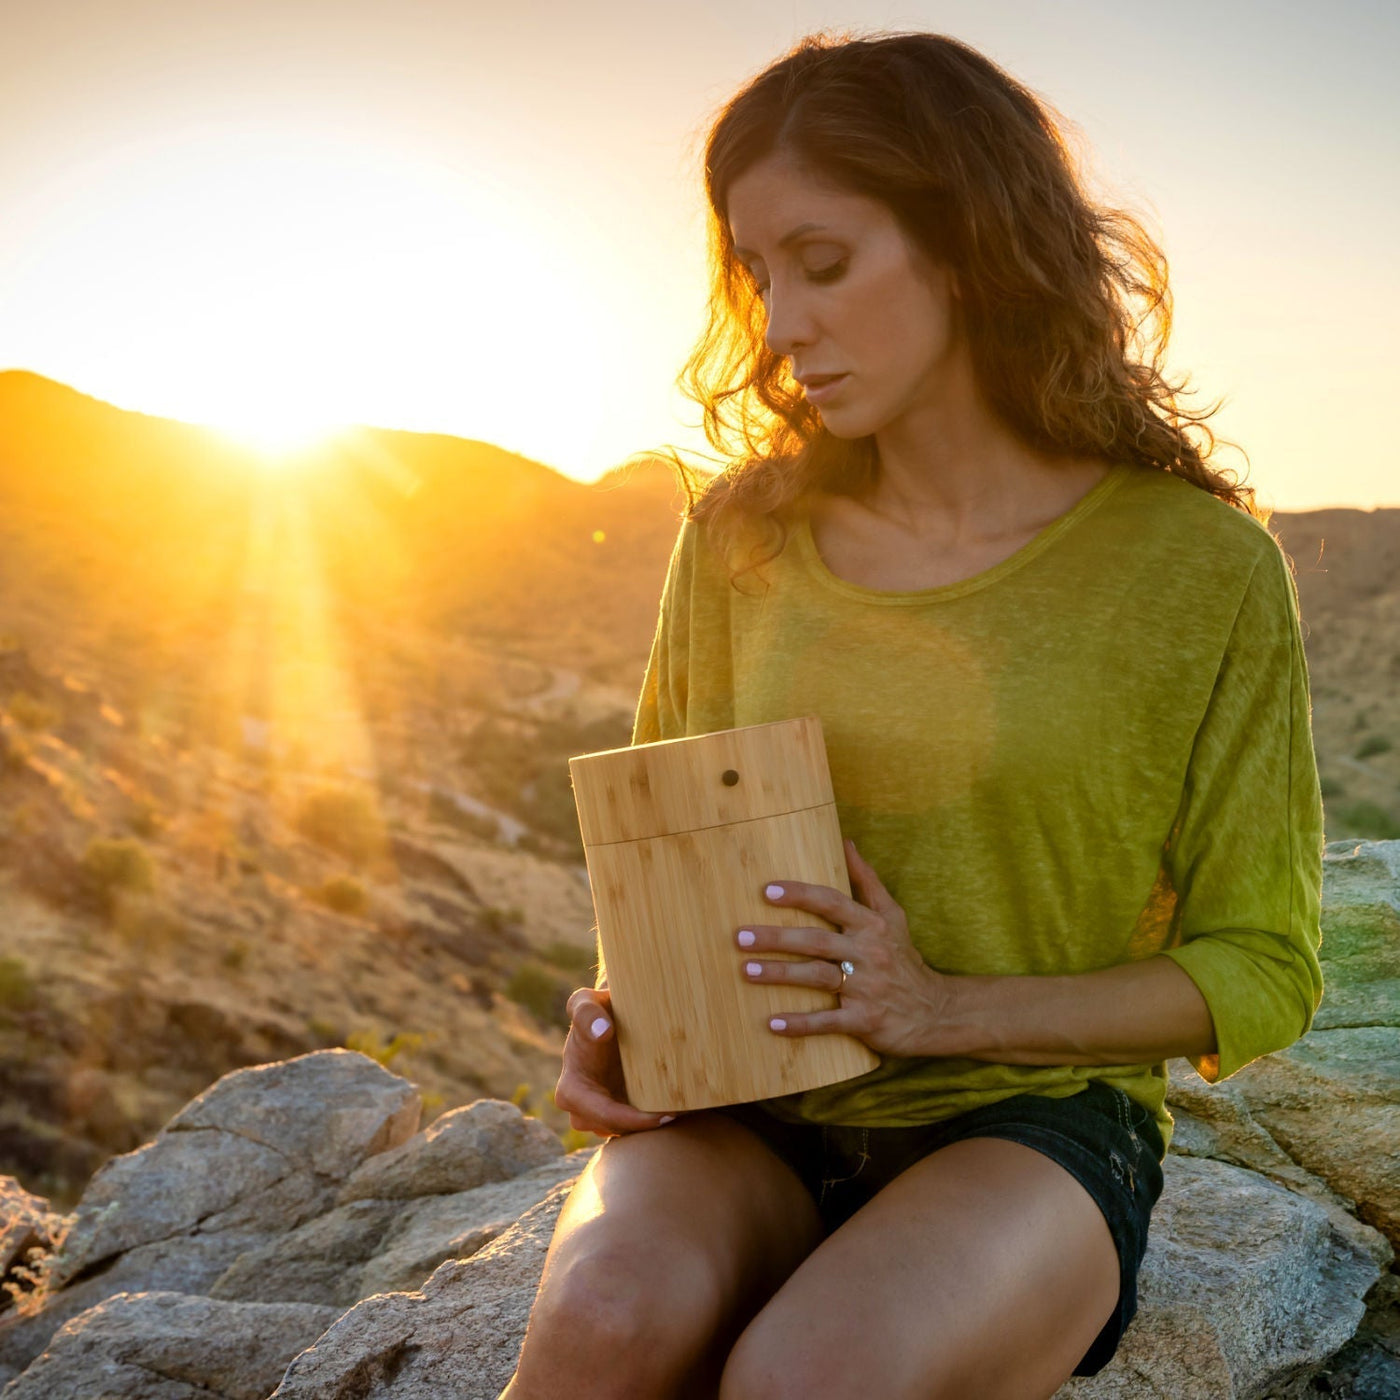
[589,1017,610,1039]
[770,1017,787,1030]
[765,884,785,899]
[745,962,762,977]
[659,1115,676,1125]
[737,929,755,947]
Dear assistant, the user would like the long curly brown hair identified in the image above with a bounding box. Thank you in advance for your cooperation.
[640,29,1263,588]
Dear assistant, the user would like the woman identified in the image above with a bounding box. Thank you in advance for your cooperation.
[503,29,1324,1400]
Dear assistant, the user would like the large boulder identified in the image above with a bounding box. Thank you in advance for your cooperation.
[2,839,1397,1399]
[0,1051,420,1382]
[269,1177,579,1399]
[1,1291,340,1400]
[1059,1156,1383,1399]
[263,1152,1386,1400]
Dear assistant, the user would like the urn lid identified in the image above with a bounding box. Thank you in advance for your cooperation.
[569,716,834,846]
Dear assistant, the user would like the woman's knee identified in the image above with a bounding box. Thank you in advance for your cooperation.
[535,1235,728,1358]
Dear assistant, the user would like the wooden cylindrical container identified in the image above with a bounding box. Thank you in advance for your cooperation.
[568,715,880,1112]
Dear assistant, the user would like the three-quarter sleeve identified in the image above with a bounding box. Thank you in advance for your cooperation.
[631,517,695,746]
[1158,538,1326,1083]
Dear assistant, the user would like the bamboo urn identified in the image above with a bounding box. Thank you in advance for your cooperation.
[568,715,881,1113]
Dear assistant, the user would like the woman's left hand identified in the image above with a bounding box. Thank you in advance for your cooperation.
[737,837,954,1058]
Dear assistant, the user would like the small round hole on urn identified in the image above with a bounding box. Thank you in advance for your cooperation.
[721,769,740,786]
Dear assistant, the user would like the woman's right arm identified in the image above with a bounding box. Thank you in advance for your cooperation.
[552,517,699,1137]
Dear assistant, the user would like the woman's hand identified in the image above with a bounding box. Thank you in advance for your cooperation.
[737,838,953,1059]
[553,986,679,1137]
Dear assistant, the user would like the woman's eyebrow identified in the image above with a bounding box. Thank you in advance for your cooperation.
[731,222,830,260]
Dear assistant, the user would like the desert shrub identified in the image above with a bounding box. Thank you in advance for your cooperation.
[221,939,250,971]
[541,938,597,983]
[481,904,524,935]
[294,787,383,865]
[0,1207,78,1317]
[1,731,30,775]
[306,1016,341,1045]
[1355,734,1394,760]
[127,799,166,839]
[525,766,585,855]
[345,1028,424,1068]
[314,875,369,916]
[1331,801,1400,841]
[0,955,35,1011]
[6,691,58,731]
[80,836,156,915]
[505,959,572,1029]
[113,897,185,952]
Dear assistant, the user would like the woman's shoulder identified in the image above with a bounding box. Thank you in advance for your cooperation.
[1115,465,1283,574]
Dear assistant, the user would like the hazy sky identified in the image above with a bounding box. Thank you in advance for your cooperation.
[1,0,1396,510]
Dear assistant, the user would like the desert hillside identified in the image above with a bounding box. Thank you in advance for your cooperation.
[0,370,1394,1210]
[1270,509,1400,842]
[0,371,693,1206]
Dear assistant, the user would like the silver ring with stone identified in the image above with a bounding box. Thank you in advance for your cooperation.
[838,958,856,991]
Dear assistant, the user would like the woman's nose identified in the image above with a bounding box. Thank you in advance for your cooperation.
[762,283,819,358]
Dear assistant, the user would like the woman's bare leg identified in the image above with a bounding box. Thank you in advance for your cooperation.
[718,1136,1122,1400]
[501,1109,824,1400]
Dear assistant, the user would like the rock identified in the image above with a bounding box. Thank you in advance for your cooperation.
[0,1230,268,1384]
[53,1128,297,1284]
[1056,1156,1385,1399]
[1163,1062,1392,1271]
[1229,1027,1400,1249]
[1310,838,1400,1032]
[1,1290,339,1399]
[269,1152,1383,1400]
[336,1099,563,1204]
[4,839,1398,1398]
[53,1051,419,1288]
[269,1170,585,1399]
[0,1051,418,1380]
[162,1049,423,1180]
[211,1154,584,1309]
[1163,840,1400,1257]
[209,1199,403,1309]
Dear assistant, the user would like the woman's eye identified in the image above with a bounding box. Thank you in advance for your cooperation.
[751,260,846,299]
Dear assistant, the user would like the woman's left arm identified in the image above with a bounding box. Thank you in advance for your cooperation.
[743,840,1218,1065]
[906,952,1220,1065]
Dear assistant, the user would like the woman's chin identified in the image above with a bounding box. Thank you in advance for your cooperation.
[815,405,870,438]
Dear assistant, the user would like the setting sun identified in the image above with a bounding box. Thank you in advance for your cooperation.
[205,409,346,462]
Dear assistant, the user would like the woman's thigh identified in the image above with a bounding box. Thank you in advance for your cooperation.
[719,1135,1122,1400]
[509,1108,825,1399]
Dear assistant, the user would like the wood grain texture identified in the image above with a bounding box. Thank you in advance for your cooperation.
[570,717,880,1111]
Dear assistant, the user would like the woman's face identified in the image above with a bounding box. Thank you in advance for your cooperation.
[726,150,965,439]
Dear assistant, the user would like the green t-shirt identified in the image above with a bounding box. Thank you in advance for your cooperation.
[628,462,1325,1156]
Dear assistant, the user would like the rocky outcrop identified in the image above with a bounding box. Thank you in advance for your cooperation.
[2,840,1398,1399]
[4,1293,341,1400]
[1060,1155,1385,1400]
[0,1051,422,1386]
[1150,836,1400,1397]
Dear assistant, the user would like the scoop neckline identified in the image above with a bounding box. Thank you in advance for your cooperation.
[792,464,1130,605]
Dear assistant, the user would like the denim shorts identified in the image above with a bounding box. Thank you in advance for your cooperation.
[712,1078,1165,1377]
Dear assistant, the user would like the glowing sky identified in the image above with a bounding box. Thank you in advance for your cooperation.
[0,0,1395,509]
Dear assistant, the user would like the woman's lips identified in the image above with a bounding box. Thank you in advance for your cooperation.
[804,374,849,404]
